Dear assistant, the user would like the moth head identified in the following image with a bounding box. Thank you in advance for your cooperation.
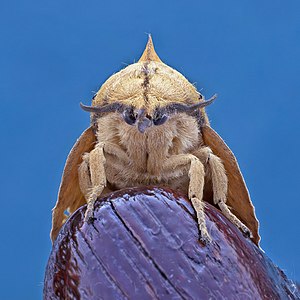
[80,35,217,133]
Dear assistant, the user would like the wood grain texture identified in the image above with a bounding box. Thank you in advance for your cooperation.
[44,187,298,300]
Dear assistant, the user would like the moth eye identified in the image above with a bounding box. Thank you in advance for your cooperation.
[123,109,137,125]
[153,114,168,126]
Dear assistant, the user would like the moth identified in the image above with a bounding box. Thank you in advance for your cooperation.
[51,36,260,245]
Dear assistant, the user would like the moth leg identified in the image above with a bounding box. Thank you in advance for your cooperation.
[103,142,130,163]
[217,202,253,238]
[78,153,92,200]
[81,144,107,222]
[78,142,130,222]
[163,154,211,243]
[195,147,253,238]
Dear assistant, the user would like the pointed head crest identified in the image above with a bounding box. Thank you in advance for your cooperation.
[138,35,162,63]
[86,35,214,122]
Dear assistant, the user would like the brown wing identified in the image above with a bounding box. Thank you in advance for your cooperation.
[202,125,260,245]
[50,126,96,243]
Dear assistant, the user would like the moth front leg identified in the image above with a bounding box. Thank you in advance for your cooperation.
[163,154,211,243]
[195,147,253,238]
[78,153,92,201]
[78,142,131,222]
[79,144,107,222]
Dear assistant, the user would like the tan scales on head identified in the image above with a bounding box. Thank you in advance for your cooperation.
[92,35,201,114]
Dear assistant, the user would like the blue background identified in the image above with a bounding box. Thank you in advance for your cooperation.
[1,1,299,298]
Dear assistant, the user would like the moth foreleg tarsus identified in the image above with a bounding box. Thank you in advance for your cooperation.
[84,184,106,223]
[190,197,212,244]
[217,200,253,239]
[163,153,211,243]
[85,203,97,224]
[187,156,212,244]
[78,153,92,199]
[79,144,107,223]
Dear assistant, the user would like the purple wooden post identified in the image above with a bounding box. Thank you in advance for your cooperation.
[44,187,299,299]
